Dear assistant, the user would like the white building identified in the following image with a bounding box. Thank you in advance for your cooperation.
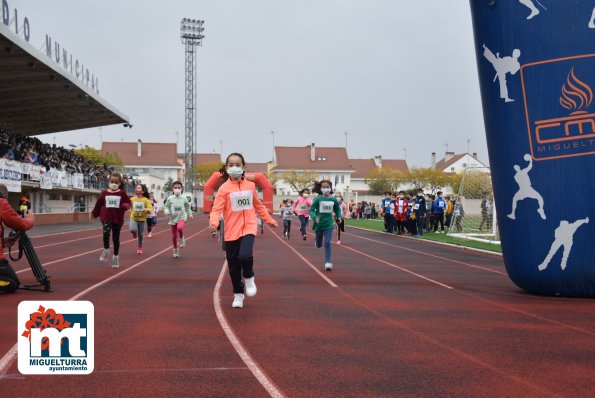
[348,156,409,194]
[271,144,354,196]
[102,140,183,201]
[433,151,489,174]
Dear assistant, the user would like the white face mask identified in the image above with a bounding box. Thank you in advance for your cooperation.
[321,187,331,195]
[173,188,182,196]
[108,183,119,190]
[303,193,310,198]
[227,166,244,177]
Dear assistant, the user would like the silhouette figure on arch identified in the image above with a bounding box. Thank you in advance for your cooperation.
[508,154,546,220]
[519,0,541,20]
[589,7,595,28]
[483,44,521,103]
[538,217,589,271]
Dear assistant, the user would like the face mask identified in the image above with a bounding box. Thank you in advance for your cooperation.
[108,183,119,190]
[321,187,331,195]
[227,166,243,177]
[337,198,343,204]
[135,189,143,195]
[173,188,182,196]
[418,193,423,197]
[399,195,404,199]
[303,193,310,198]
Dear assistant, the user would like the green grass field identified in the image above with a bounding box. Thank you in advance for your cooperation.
[345,218,502,253]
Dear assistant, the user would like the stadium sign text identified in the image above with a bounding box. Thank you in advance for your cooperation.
[1,0,99,95]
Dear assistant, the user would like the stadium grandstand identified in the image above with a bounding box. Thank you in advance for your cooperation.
[0,20,129,222]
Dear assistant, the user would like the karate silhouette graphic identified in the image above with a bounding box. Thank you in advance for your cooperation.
[508,154,546,220]
[538,217,589,271]
[589,7,595,28]
[483,44,521,103]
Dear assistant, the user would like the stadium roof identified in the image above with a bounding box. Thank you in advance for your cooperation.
[0,24,128,136]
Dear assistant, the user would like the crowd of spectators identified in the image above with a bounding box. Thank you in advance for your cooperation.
[0,132,113,187]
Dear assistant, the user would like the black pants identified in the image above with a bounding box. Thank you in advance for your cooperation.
[283,219,291,236]
[396,219,406,234]
[225,234,255,294]
[146,216,156,232]
[384,214,395,233]
[434,212,445,232]
[102,221,122,255]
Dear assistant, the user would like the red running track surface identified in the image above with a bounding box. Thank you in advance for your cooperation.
[0,215,593,397]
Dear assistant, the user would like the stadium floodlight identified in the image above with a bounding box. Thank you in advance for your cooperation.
[180,18,205,192]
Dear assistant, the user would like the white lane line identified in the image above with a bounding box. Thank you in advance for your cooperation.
[269,226,338,288]
[0,227,207,375]
[343,230,507,276]
[14,228,170,274]
[28,226,98,239]
[214,260,286,398]
[337,240,454,290]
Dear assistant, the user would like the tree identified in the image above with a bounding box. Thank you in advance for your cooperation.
[366,167,400,195]
[75,146,123,167]
[279,170,319,193]
[194,161,224,189]
[163,177,174,193]
[405,168,454,194]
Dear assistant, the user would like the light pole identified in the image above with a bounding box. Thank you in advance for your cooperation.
[271,130,275,162]
[180,18,205,192]
[344,131,348,151]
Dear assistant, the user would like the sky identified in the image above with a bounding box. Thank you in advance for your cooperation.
[12,0,487,168]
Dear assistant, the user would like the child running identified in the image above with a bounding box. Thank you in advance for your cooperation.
[91,173,131,268]
[280,199,293,239]
[163,181,192,258]
[209,153,278,308]
[334,192,348,244]
[292,188,313,240]
[129,184,153,254]
[146,192,159,238]
[310,180,342,271]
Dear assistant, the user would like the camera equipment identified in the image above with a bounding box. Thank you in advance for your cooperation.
[6,230,52,292]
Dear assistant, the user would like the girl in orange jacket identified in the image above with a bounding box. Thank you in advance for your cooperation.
[209,153,278,309]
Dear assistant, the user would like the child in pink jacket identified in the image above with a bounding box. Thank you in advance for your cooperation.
[209,153,277,309]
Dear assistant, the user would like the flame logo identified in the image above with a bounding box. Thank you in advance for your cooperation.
[559,67,593,114]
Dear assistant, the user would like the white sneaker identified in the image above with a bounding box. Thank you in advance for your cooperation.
[232,293,244,308]
[111,255,120,268]
[324,262,333,271]
[180,238,186,248]
[173,248,180,258]
[245,277,257,297]
[99,248,109,261]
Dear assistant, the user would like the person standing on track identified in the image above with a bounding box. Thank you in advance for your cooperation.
[292,188,313,240]
[414,189,426,237]
[146,192,159,238]
[91,173,131,269]
[310,180,342,271]
[335,192,348,244]
[381,192,395,233]
[209,153,278,309]
[395,191,409,235]
[129,184,153,255]
[163,181,192,258]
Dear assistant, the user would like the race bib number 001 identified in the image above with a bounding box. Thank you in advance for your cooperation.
[133,202,145,212]
[230,190,254,212]
[106,195,121,209]
[319,201,334,214]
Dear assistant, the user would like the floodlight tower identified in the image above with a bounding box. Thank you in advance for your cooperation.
[180,18,205,192]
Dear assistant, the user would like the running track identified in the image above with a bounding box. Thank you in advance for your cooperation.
[0,215,593,397]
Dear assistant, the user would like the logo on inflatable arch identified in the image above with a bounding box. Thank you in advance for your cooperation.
[18,301,94,375]
[521,54,595,161]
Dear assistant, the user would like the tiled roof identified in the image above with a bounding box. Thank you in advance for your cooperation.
[245,162,269,173]
[193,153,222,165]
[435,153,473,171]
[349,158,409,179]
[274,145,353,171]
[102,141,180,167]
